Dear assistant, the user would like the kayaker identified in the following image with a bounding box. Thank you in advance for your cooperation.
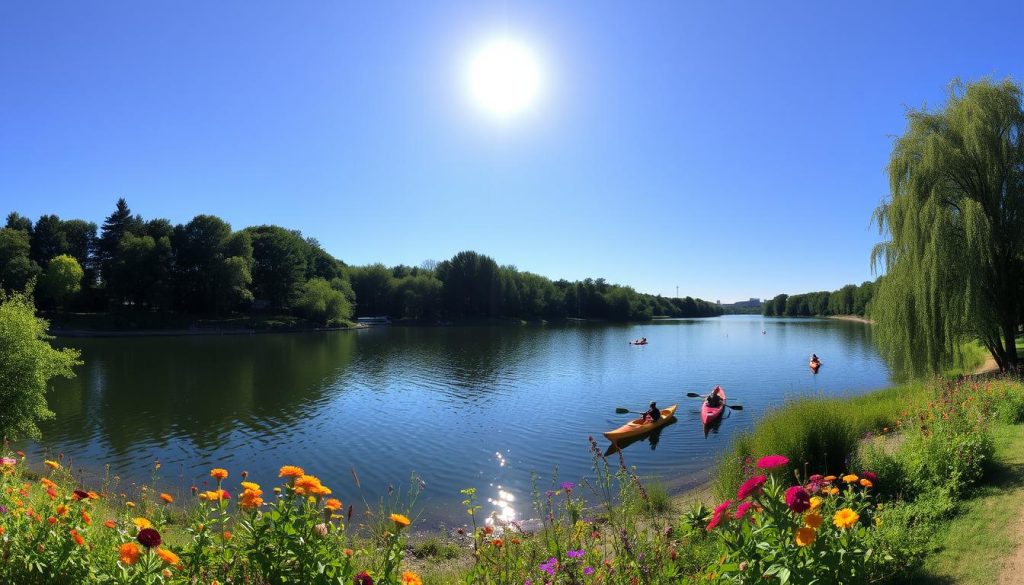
[705,391,723,408]
[642,401,662,423]
[811,353,820,364]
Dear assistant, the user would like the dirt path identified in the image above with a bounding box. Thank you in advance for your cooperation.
[998,526,1024,585]
[975,354,999,375]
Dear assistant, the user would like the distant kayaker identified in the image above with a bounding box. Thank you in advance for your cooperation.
[705,391,723,408]
[642,401,662,423]
[811,353,820,364]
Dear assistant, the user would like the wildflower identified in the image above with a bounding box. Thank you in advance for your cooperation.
[390,513,411,529]
[56,504,69,516]
[0,457,15,466]
[239,489,263,510]
[294,474,325,495]
[137,528,162,548]
[47,516,57,524]
[210,468,228,481]
[241,481,261,491]
[119,542,141,565]
[314,523,329,537]
[81,510,91,525]
[809,496,823,511]
[842,474,859,484]
[860,471,878,483]
[104,520,116,529]
[833,508,860,529]
[44,460,60,470]
[567,549,585,558]
[735,501,754,519]
[279,465,305,478]
[222,530,232,541]
[736,475,767,500]
[133,517,153,530]
[823,475,837,482]
[804,512,823,529]
[785,486,811,513]
[492,538,504,548]
[72,489,90,500]
[87,491,99,499]
[160,493,174,504]
[40,478,57,489]
[756,455,789,470]
[156,547,181,566]
[354,571,374,585]
[860,479,874,489]
[325,498,342,511]
[561,482,575,493]
[484,526,493,535]
[795,527,816,547]
[714,499,733,516]
[706,512,726,531]
[540,557,558,575]
[126,502,135,508]
[401,572,423,585]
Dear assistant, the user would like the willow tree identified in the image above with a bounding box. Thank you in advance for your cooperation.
[872,79,1024,375]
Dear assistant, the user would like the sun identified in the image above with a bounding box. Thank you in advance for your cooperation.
[467,38,542,118]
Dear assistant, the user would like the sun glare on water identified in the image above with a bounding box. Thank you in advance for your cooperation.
[467,38,542,118]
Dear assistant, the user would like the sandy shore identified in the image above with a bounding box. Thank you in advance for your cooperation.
[828,315,875,324]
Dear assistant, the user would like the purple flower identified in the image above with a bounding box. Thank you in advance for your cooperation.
[567,548,585,558]
[0,504,8,514]
[560,482,576,493]
[540,557,558,575]
[545,490,555,498]
[584,566,595,575]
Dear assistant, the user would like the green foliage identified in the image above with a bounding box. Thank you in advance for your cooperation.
[39,254,84,307]
[245,225,311,309]
[872,78,1024,374]
[0,291,81,440]
[0,227,41,293]
[763,281,876,317]
[411,536,461,560]
[294,278,354,325]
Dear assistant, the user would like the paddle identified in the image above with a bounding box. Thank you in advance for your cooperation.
[615,407,644,414]
[685,392,744,410]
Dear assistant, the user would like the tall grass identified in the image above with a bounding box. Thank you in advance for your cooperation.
[714,382,934,499]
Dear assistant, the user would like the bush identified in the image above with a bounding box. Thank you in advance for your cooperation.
[294,277,353,325]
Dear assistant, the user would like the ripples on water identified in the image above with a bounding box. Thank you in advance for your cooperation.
[32,316,890,526]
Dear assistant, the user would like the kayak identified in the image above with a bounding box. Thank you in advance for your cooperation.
[604,405,678,441]
[630,340,648,345]
[810,361,821,373]
[700,386,727,426]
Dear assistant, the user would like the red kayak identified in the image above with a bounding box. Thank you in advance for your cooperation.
[700,386,727,426]
[810,360,821,373]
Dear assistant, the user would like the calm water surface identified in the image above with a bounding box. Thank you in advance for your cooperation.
[34,316,890,527]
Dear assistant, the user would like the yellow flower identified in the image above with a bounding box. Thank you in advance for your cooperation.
[126,501,136,508]
[133,517,153,530]
[804,513,823,529]
[390,513,411,529]
[160,493,174,504]
[833,508,860,529]
[860,479,873,489]
[210,468,229,481]
[279,465,305,478]
[809,496,823,511]
[240,481,261,492]
[795,527,816,547]
[119,542,141,565]
[44,460,61,470]
[401,571,423,585]
[842,474,859,484]
[155,547,181,566]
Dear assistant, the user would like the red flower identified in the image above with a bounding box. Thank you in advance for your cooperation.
[735,501,754,518]
[736,476,766,500]
[72,490,90,501]
[354,571,375,585]
[785,485,811,513]
[757,455,790,470]
[713,499,733,516]
[860,471,878,483]
[136,528,162,548]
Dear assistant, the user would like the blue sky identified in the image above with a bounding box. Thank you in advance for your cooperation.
[1,1,1021,303]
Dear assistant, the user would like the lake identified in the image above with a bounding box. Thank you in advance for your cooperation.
[34,316,890,527]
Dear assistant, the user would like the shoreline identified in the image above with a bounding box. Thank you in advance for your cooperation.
[49,324,363,338]
[827,314,875,324]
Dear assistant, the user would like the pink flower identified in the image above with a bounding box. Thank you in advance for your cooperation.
[784,485,811,513]
[757,455,790,470]
[707,512,726,531]
[736,476,767,500]
[860,471,878,483]
[735,501,754,518]
[714,499,733,515]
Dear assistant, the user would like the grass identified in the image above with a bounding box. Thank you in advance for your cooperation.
[906,423,1024,584]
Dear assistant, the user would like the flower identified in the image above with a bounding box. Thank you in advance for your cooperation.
[72,489,90,500]
[804,512,823,529]
[584,566,595,576]
[279,465,305,478]
[119,542,141,565]
[560,482,575,493]
[785,486,811,513]
[860,471,878,483]
[809,496,823,511]
[133,517,153,530]
[325,498,342,511]
[823,475,837,482]
[160,493,174,504]
[860,479,874,488]
[222,530,233,541]
[833,508,860,529]
[81,510,91,525]
[354,571,374,585]
[492,538,504,548]
[44,460,61,470]
[104,520,116,529]
[70,528,85,546]
[714,499,733,516]
[735,501,754,519]
[795,526,816,547]
[390,513,411,529]
[210,468,228,481]
[756,455,790,470]
[136,528,162,548]
[736,475,767,500]
[401,572,423,585]
[241,481,261,491]
[294,474,326,495]
[314,523,329,537]
[0,457,15,466]
[567,548,585,558]
[540,557,558,576]
[156,547,180,566]
[842,474,859,484]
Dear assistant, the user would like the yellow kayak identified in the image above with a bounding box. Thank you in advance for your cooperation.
[603,405,678,442]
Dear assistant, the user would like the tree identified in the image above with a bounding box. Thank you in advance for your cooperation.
[5,212,32,234]
[436,251,503,318]
[98,198,144,302]
[872,79,1024,374]
[29,215,67,268]
[245,226,308,309]
[39,255,83,308]
[294,277,353,325]
[0,291,81,440]
[0,228,41,293]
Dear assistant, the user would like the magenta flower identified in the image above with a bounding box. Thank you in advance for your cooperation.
[136,528,162,548]
[735,501,754,518]
[736,475,767,500]
[567,549,584,559]
[860,471,878,483]
[784,485,811,513]
[584,566,595,576]
[560,482,575,493]
[757,455,790,470]
[713,499,733,516]
[540,557,558,576]
[706,512,726,531]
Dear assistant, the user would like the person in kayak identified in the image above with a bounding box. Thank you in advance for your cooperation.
[642,401,662,423]
[705,391,723,408]
[811,353,820,364]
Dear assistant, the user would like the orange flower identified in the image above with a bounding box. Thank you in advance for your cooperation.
[401,572,423,585]
[156,547,181,566]
[833,508,860,529]
[842,474,859,484]
[40,478,57,490]
[0,526,5,535]
[133,518,153,530]
[70,529,85,546]
[210,468,229,481]
[160,493,174,504]
[795,527,816,547]
[293,474,324,494]
[344,548,353,556]
[804,513,823,529]
[240,481,261,492]
[823,475,837,482]
[492,538,504,548]
[119,542,141,565]
[44,460,61,470]
[56,504,69,516]
[239,491,263,510]
[279,465,305,478]
[81,510,92,525]
[860,479,873,489]
[222,530,233,541]
[390,513,411,529]
[47,516,57,524]
[104,520,116,529]
[325,498,342,511]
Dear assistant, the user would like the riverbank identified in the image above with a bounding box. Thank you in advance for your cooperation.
[828,314,875,324]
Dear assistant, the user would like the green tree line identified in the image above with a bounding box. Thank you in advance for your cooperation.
[762,280,877,317]
[0,200,722,325]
